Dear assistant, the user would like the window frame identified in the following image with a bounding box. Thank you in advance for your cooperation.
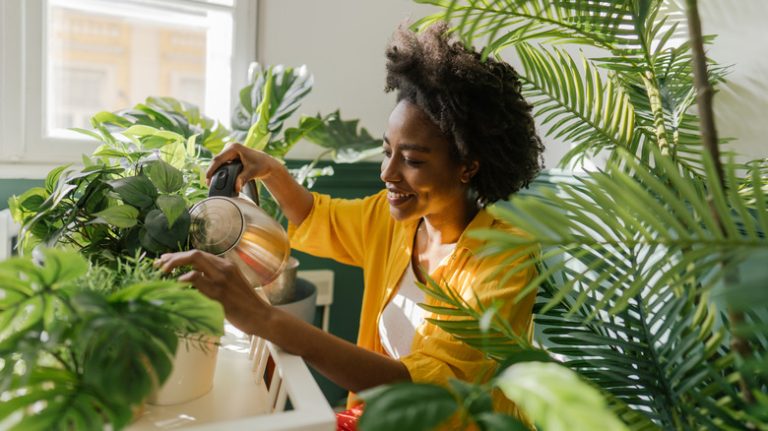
[0,0,257,178]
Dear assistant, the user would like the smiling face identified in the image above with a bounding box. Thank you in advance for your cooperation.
[381,100,478,223]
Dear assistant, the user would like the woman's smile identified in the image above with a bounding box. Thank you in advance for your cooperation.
[386,187,416,206]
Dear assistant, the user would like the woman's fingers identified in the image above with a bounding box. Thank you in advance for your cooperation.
[206,143,272,192]
[206,143,241,184]
[156,250,225,280]
[178,270,222,299]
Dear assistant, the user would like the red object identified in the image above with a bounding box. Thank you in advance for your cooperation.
[336,404,364,431]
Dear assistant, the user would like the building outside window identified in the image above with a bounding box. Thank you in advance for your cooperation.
[0,0,256,176]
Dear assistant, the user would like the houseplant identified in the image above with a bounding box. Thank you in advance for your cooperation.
[9,62,380,296]
[3,62,380,428]
[0,248,224,430]
[359,1,767,430]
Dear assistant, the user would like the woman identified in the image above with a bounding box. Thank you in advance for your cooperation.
[157,21,544,428]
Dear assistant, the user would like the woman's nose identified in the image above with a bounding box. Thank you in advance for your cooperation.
[380,157,400,183]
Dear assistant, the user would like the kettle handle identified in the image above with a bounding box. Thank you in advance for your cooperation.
[208,160,261,206]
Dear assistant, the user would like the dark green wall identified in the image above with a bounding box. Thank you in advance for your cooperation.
[0,179,44,210]
[285,160,383,407]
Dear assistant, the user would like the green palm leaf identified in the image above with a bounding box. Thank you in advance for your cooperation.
[514,42,635,168]
[473,150,768,316]
[417,275,534,361]
[536,261,758,429]
[415,0,642,57]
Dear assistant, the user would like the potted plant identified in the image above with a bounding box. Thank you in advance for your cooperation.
[0,248,224,429]
[359,1,767,430]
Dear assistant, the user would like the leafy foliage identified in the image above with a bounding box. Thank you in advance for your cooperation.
[0,249,224,430]
[359,1,768,430]
[5,60,382,429]
[415,0,733,178]
[231,63,381,163]
[9,135,200,264]
[415,149,766,429]
[229,63,382,222]
[359,359,626,431]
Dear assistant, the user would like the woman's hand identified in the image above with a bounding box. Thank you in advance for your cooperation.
[155,250,271,336]
[156,251,411,393]
[206,143,279,193]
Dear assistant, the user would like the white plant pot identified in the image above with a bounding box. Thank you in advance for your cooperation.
[147,336,219,406]
[274,277,317,325]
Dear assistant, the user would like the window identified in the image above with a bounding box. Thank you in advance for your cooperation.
[0,0,256,177]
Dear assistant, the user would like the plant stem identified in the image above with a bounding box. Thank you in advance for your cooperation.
[684,0,754,405]
[685,0,722,186]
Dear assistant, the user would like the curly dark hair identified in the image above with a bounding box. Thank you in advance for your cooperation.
[385,21,544,204]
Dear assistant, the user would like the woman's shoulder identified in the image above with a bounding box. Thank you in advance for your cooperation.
[460,206,529,251]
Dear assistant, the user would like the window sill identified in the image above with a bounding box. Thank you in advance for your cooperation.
[0,162,78,179]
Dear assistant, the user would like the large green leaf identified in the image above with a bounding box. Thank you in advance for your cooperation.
[92,205,139,229]
[140,209,190,253]
[143,159,184,194]
[231,63,313,143]
[496,362,628,431]
[242,69,273,151]
[72,290,177,406]
[302,111,382,163]
[358,383,458,431]
[107,175,158,210]
[0,366,133,431]
[155,194,187,228]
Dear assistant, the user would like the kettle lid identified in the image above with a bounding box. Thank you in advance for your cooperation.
[189,197,245,255]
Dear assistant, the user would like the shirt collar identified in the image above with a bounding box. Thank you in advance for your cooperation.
[455,207,496,254]
[400,206,496,255]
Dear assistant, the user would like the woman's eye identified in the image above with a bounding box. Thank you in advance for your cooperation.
[405,159,424,166]
[382,148,392,158]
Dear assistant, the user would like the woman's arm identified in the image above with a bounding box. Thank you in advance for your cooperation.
[156,250,411,393]
[206,143,314,226]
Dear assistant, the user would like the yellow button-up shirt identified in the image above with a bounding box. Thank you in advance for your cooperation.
[288,190,537,420]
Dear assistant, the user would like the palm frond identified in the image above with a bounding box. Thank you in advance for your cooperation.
[414,0,643,57]
[535,271,752,429]
[417,275,534,361]
[514,42,635,169]
[605,34,730,177]
[474,150,768,317]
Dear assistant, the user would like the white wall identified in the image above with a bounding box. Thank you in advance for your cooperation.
[258,0,767,166]
[698,0,768,162]
[257,0,568,168]
[256,0,435,161]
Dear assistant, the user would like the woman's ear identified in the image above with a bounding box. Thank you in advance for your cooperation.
[460,160,480,184]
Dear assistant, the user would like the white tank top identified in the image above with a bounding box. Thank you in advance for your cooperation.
[378,262,425,358]
[379,243,457,359]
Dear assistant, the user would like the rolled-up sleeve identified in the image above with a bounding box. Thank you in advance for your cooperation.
[288,192,375,268]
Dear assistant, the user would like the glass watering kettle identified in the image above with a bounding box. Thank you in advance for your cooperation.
[188,160,290,289]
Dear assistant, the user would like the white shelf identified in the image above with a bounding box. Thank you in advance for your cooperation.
[130,324,335,431]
